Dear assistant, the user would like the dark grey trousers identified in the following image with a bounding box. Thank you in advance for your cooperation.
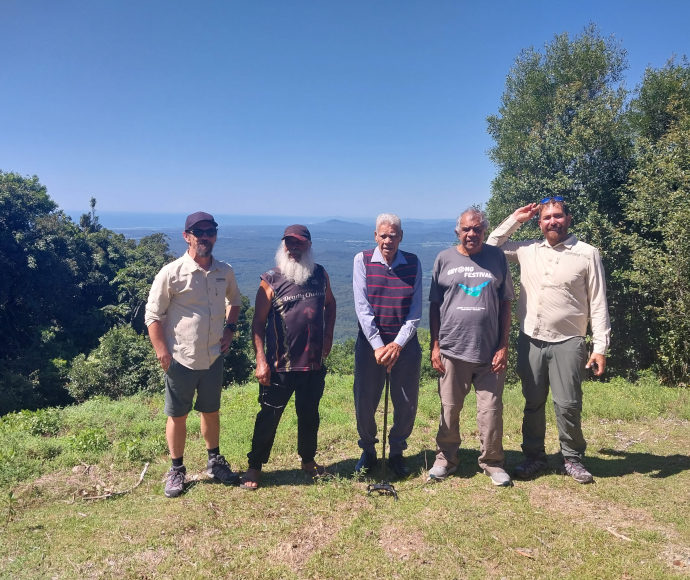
[353,332,421,456]
[517,333,588,462]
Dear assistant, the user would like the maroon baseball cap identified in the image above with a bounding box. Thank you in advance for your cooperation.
[185,211,218,230]
[282,224,311,242]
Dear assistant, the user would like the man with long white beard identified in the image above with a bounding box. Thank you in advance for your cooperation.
[241,225,336,490]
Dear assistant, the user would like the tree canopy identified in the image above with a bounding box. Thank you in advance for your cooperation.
[0,172,253,414]
[486,27,690,383]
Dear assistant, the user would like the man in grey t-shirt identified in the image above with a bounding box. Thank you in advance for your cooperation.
[428,208,514,486]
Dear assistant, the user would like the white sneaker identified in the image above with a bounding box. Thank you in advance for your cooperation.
[427,464,457,481]
[484,466,512,487]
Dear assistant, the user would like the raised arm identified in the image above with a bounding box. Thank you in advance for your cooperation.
[486,203,539,258]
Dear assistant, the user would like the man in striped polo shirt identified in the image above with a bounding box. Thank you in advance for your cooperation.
[353,213,423,478]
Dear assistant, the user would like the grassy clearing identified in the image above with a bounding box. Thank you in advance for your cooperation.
[1,374,688,579]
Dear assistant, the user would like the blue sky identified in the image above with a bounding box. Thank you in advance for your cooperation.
[2,1,688,220]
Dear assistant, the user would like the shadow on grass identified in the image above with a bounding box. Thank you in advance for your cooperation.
[591,449,690,479]
[324,448,498,482]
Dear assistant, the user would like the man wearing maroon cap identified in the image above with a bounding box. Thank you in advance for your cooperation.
[145,211,243,497]
[241,225,336,489]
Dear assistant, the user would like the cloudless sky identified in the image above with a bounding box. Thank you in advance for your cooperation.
[2,0,688,220]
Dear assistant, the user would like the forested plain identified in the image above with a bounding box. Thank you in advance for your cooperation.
[1,26,689,417]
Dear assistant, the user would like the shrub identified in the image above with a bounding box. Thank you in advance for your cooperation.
[68,427,110,453]
[67,326,163,402]
[6,408,63,436]
[326,338,355,375]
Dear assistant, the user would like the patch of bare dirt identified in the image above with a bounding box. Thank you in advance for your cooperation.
[269,515,345,573]
[529,487,688,572]
[664,544,690,575]
[529,487,677,538]
[379,524,428,562]
[102,547,168,577]
[15,463,150,506]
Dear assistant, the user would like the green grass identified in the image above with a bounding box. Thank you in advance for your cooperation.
[1,374,688,578]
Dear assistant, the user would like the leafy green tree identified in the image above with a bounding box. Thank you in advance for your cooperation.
[0,172,92,409]
[105,233,175,332]
[485,25,634,375]
[628,57,690,142]
[622,59,690,384]
[79,197,101,233]
[487,25,631,229]
[0,174,168,412]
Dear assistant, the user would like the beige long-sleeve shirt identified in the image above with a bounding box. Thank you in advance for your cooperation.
[487,215,610,355]
[145,252,242,369]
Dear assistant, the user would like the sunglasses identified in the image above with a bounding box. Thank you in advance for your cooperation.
[186,228,218,238]
[539,196,565,204]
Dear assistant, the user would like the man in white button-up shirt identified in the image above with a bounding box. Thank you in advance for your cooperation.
[146,211,242,497]
[487,198,610,484]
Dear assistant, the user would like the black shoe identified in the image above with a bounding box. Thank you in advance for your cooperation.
[387,454,410,478]
[207,454,241,485]
[513,457,548,480]
[355,451,378,473]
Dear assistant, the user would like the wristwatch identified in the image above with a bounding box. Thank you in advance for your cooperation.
[224,322,237,332]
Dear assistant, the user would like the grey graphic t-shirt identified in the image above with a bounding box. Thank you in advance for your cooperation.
[429,245,514,364]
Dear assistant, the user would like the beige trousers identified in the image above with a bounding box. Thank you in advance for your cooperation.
[434,354,506,471]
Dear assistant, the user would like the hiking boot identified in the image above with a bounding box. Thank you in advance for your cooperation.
[562,459,593,484]
[355,451,378,474]
[483,466,513,487]
[207,454,240,485]
[513,457,548,480]
[164,465,186,498]
[387,454,411,478]
[427,463,457,481]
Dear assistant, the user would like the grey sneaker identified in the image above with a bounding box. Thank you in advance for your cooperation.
[484,466,513,487]
[427,464,457,481]
[513,457,548,480]
[562,459,593,484]
[207,454,240,485]
[165,465,186,498]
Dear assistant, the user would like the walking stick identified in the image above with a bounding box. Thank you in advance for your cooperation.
[367,371,398,500]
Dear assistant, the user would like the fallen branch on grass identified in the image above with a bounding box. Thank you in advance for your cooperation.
[605,527,633,542]
[81,463,149,501]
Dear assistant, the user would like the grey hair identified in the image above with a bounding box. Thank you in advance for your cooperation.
[376,213,402,231]
[455,207,489,235]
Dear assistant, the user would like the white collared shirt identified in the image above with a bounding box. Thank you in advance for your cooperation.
[487,215,610,354]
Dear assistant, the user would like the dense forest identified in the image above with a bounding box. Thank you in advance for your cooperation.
[1,26,688,415]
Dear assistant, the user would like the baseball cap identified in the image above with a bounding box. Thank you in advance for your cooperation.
[282,224,311,242]
[185,211,218,230]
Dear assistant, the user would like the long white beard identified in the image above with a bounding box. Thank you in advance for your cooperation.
[275,242,316,286]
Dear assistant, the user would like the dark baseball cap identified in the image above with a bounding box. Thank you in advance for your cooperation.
[185,211,218,230]
[282,224,311,242]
